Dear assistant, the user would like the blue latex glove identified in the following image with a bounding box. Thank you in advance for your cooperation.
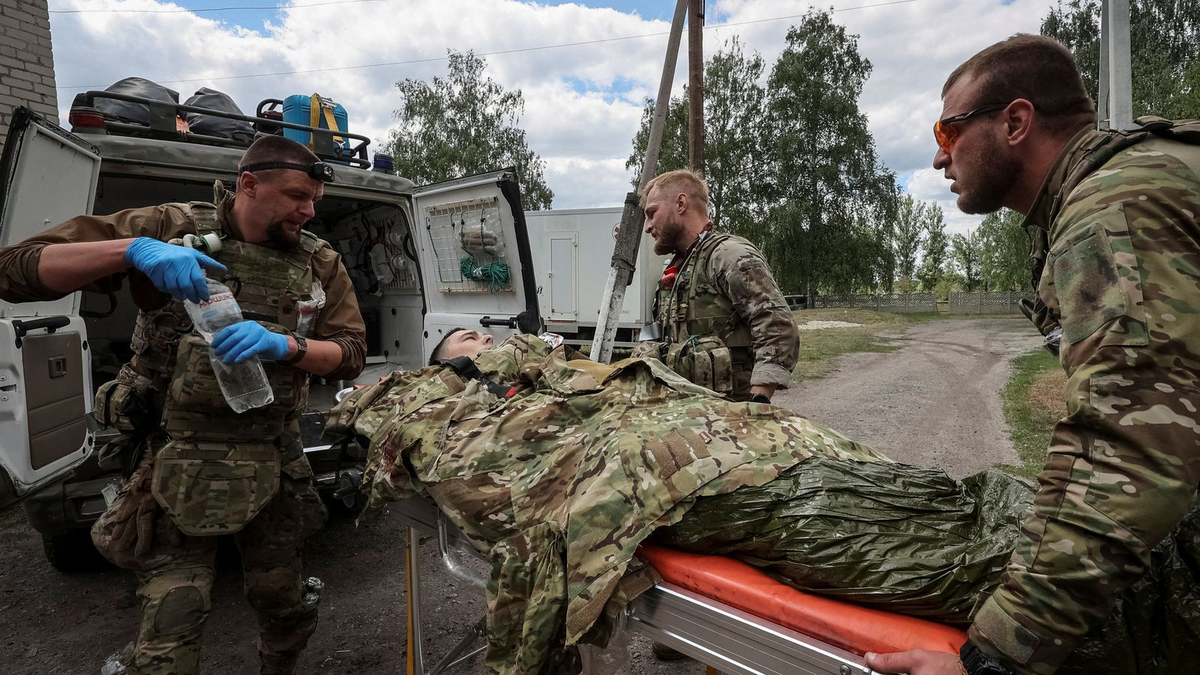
[124,237,227,304]
[212,321,290,364]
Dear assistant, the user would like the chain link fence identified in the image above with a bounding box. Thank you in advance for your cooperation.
[946,291,1036,314]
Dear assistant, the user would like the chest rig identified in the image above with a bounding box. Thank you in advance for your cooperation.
[649,231,754,395]
[126,201,324,443]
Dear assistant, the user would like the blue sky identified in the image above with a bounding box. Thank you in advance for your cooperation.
[46,0,1051,233]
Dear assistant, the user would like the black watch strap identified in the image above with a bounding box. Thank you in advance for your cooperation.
[280,334,308,365]
[749,393,771,404]
[959,640,1014,675]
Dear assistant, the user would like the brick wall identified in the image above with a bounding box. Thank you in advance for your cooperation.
[0,0,57,156]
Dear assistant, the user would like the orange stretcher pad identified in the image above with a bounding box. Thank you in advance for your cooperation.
[637,544,967,658]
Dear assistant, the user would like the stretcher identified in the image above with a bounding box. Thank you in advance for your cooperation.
[395,497,967,675]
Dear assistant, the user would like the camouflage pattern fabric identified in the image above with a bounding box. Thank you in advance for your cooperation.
[967,127,1200,673]
[93,449,327,675]
[652,231,799,400]
[332,334,885,674]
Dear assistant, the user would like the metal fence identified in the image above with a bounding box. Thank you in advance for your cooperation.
[810,293,937,314]
[947,291,1036,314]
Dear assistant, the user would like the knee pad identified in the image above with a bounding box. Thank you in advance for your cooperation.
[147,584,209,636]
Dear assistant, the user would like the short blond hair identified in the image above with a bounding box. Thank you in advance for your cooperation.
[641,169,710,211]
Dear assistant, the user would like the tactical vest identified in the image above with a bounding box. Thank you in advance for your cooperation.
[653,231,754,397]
[103,199,328,536]
[1024,117,1200,339]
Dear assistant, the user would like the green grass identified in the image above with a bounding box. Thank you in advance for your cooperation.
[791,308,936,382]
[998,347,1063,479]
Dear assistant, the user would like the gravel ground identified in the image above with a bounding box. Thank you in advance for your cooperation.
[0,317,1040,675]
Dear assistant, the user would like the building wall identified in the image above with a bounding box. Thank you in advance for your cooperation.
[0,0,57,156]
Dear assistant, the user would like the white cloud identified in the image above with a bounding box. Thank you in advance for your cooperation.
[46,0,1055,211]
[906,168,982,237]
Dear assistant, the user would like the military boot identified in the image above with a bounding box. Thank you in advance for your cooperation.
[260,653,299,675]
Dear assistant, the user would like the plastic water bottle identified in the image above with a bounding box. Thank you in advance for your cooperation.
[184,279,274,413]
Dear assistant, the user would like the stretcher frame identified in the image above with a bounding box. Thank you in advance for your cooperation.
[395,497,880,675]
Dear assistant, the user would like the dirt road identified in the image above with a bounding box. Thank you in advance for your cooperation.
[0,317,1041,675]
[775,316,1042,477]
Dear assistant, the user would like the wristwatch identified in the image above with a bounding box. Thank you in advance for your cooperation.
[959,640,1015,675]
[749,393,771,404]
[280,333,308,365]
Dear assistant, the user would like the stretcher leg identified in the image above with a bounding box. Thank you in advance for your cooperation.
[405,525,425,675]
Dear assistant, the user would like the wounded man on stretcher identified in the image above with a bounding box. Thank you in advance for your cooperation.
[326,333,1198,675]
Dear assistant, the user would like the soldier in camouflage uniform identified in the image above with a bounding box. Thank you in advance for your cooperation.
[635,169,799,403]
[867,35,1200,675]
[0,136,367,674]
[332,333,1196,675]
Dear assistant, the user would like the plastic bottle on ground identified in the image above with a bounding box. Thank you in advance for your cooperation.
[184,279,274,413]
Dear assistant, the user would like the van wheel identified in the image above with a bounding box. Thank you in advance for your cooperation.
[42,530,106,573]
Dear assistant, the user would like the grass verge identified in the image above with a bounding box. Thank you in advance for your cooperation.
[791,308,937,382]
[999,347,1066,479]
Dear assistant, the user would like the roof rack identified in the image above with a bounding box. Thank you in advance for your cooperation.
[72,90,372,169]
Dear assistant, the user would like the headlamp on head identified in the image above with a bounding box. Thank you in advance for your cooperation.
[239,161,335,184]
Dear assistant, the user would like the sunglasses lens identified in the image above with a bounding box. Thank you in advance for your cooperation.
[934,121,957,153]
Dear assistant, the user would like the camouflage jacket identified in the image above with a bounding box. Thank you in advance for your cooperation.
[654,231,799,397]
[330,334,883,674]
[969,127,1200,673]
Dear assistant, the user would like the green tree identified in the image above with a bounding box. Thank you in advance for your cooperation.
[762,10,898,296]
[626,39,768,242]
[893,195,927,291]
[916,203,948,293]
[951,230,983,291]
[1042,0,1200,119]
[386,50,553,209]
[976,209,1030,291]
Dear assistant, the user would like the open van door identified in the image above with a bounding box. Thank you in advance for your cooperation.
[412,169,541,361]
[0,108,100,509]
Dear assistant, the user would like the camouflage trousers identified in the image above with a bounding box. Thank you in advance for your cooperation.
[92,471,327,675]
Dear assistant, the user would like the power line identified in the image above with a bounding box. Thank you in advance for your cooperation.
[49,0,388,14]
[56,0,918,90]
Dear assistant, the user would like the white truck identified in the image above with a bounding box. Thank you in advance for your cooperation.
[524,207,667,348]
[0,97,541,568]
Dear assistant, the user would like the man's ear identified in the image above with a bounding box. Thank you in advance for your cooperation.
[237,170,259,197]
[676,192,689,215]
[1005,99,1037,147]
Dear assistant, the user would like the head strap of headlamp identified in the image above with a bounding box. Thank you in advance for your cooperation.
[239,161,335,183]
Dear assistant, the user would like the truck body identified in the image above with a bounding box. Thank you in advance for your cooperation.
[0,97,541,569]
[524,207,667,347]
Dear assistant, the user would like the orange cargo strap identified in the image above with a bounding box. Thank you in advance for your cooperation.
[637,544,967,657]
[308,93,345,149]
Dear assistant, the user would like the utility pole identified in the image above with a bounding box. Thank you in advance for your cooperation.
[589,0,688,363]
[688,0,705,175]
[1098,0,1133,130]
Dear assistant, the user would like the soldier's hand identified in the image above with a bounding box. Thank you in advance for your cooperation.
[124,237,227,304]
[212,321,290,363]
[866,649,965,674]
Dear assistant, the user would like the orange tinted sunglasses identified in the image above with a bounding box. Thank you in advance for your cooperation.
[933,103,1008,153]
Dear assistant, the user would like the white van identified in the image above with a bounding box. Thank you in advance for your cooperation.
[0,100,540,568]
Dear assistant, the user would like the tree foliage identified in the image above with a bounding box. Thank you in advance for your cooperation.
[386,50,554,209]
[916,206,949,293]
[1042,0,1200,119]
[976,209,1030,291]
[951,230,983,292]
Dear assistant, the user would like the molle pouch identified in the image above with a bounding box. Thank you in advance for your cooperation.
[151,440,280,536]
[664,342,691,381]
[630,340,666,363]
[685,336,733,394]
[93,365,156,432]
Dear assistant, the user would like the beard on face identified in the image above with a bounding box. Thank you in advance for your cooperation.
[266,220,301,249]
[956,132,1020,215]
[652,213,683,256]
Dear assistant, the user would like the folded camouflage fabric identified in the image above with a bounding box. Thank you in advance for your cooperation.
[329,335,1199,674]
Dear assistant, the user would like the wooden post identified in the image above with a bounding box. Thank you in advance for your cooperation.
[589,0,689,363]
[688,0,705,175]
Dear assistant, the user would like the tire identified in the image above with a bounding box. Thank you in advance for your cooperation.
[42,529,107,573]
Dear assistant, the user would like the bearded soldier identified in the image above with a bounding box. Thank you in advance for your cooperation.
[0,135,366,674]
[636,169,799,403]
[868,35,1200,675]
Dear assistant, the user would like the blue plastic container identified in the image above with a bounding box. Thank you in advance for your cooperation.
[281,94,350,157]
